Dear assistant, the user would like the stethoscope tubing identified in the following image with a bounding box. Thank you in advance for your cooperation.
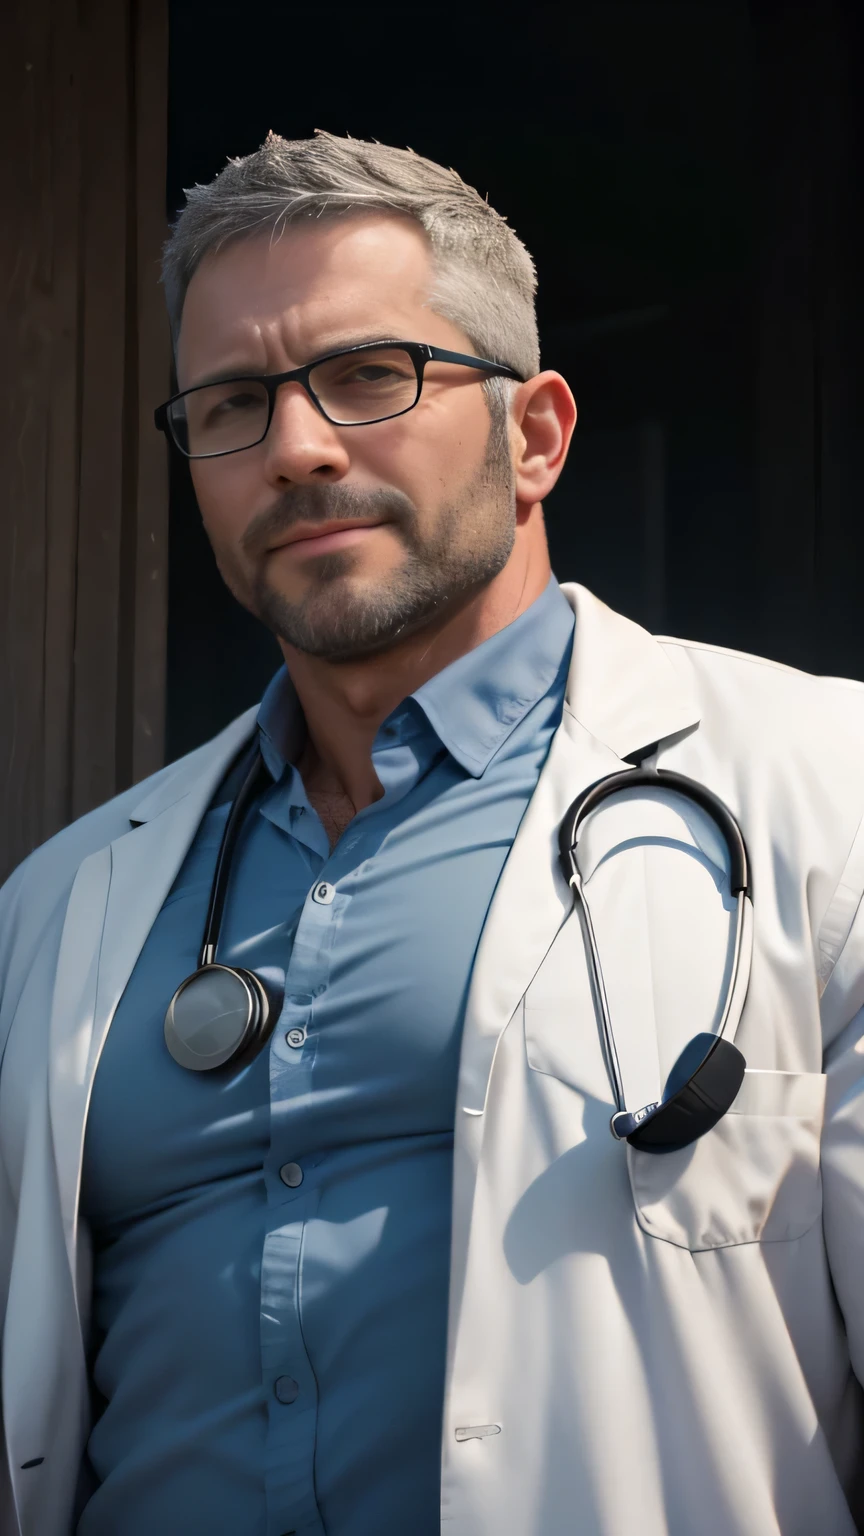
[560,766,753,1119]
[199,742,268,968]
[172,748,754,1111]
[559,767,751,897]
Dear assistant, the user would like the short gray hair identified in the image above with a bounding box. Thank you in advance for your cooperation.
[162,130,540,382]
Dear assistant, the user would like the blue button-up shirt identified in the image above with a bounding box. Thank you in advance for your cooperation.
[78,578,575,1536]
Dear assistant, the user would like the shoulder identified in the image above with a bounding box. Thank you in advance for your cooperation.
[659,633,864,766]
[655,636,864,932]
[0,706,257,985]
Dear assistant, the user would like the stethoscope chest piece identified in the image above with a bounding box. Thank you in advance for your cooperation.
[609,1031,747,1152]
[164,742,281,1073]
[164,962,274,1072]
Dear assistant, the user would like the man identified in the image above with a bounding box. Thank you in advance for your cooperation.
[1,130,863,1536]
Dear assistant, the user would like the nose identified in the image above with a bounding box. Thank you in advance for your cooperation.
[262,380,351,485]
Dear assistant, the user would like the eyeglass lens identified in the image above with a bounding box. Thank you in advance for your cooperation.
[169,346,421,455]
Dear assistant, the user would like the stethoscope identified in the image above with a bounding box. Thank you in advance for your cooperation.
[165,742,753,1157]
[558,763,752,1154]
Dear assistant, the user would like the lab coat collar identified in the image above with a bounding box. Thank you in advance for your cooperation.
[126,708,259,826]
[559,582,699,759]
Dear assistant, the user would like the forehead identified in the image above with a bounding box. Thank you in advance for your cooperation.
[177,212,437,376]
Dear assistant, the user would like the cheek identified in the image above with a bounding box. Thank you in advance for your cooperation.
[190,461,253,545]
[366,392,490,493]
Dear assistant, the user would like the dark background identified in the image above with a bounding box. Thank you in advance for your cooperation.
[165,1,864,762]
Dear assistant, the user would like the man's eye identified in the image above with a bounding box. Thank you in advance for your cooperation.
[217,392,261,411]
[342,365,401,385]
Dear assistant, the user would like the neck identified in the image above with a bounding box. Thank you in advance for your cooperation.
[281,510,551,811]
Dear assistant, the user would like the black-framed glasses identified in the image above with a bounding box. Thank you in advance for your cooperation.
[154,340,525,460]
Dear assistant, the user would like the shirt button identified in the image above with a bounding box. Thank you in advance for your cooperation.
[274,1375,299,1404]
[311,881,335,905]
[279,1162,303,1187]
[285,1027,306,1049]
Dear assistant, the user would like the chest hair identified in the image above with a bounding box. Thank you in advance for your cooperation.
[305,785,356,850]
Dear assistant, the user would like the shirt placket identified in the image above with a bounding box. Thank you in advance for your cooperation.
[261,875,344,1536]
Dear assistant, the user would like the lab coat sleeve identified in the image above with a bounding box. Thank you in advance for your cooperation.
[0,854,33,1050]
[819,817,864,1390]
[0,854,34,1533]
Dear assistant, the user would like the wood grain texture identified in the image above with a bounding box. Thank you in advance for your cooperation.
[132,0,170,786]
[1,4,54,872]
[0,0,169,882]
[71,0,131,818]
[41,0,83,843]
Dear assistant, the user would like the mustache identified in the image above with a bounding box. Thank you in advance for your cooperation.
[241,484,417,558]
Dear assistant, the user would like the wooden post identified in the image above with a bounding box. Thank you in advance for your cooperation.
[0,0,169,882]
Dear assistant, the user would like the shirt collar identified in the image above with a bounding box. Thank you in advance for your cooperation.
[255,575,575,782]
[256,666,306,782]
[412,575,574,776]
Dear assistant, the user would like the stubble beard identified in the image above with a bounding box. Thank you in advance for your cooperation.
[245,432,516,664]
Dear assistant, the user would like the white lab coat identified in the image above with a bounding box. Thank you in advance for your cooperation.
[2,584,864,1535]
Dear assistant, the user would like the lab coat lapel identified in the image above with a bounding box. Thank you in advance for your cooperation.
[48,713,257,1281]
[455,583,701,1118]
[454,712,618,1118]
[449,585,701,1314]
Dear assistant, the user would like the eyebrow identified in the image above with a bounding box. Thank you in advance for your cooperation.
[185,334,408,392]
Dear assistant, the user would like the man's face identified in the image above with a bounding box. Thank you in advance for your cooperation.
[177,214,518,662]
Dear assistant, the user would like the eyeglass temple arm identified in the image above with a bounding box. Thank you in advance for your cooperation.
[422,345,524,382]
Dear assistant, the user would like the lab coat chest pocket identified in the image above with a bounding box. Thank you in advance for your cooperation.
[627,1069,826,1250]
[523,790,824,1252]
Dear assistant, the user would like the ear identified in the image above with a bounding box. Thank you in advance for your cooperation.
[510,372,577,512]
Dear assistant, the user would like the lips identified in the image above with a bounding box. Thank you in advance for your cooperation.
[272,519,384,549]
[269,521,385,557]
